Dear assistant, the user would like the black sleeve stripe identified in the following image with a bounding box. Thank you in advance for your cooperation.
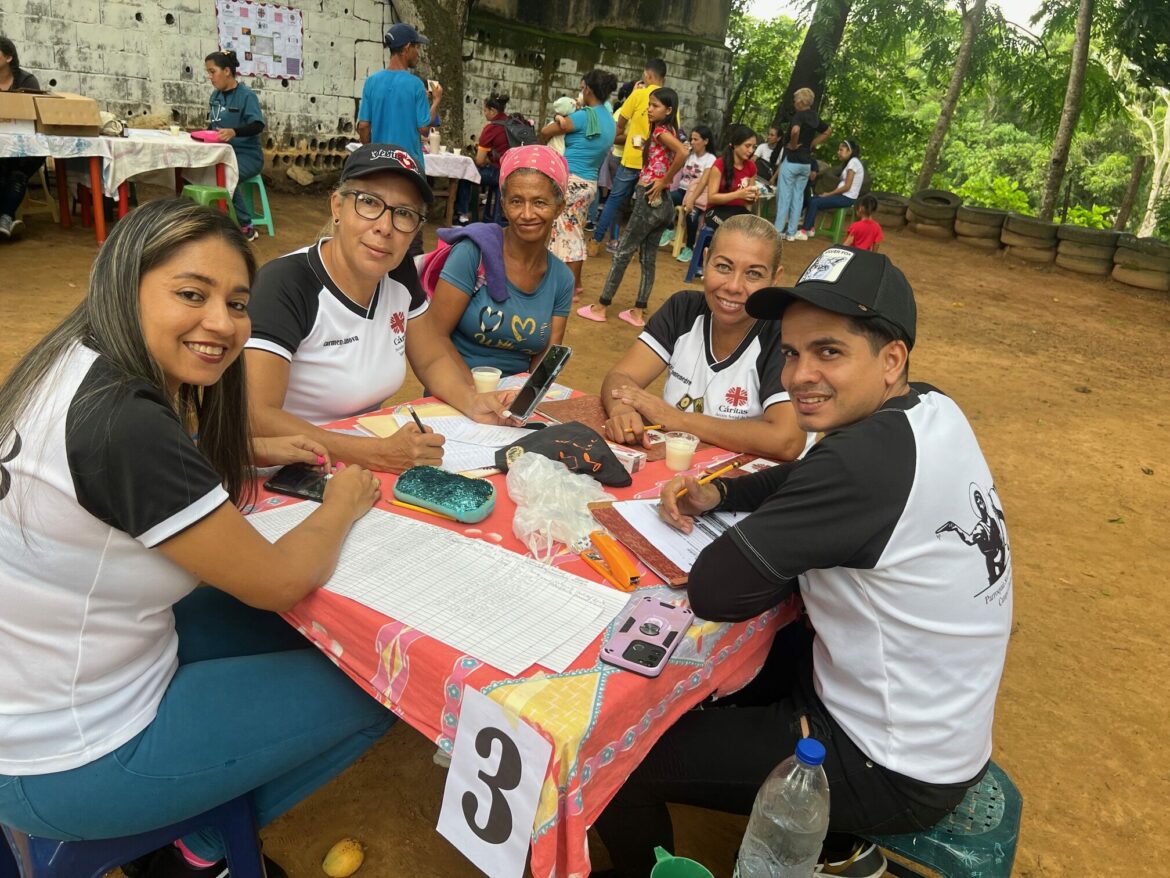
[247,252,320,356]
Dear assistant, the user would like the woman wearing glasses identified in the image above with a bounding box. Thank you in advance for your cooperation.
[245,144,513,473]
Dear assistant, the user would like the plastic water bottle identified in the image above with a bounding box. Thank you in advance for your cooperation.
[734,738,830,878]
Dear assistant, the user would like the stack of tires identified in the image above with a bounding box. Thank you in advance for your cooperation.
[870,192,908,230]
[907,190,960,239]
[1054,227,1118,277]
[1111,236,1170,291]
[1000,215,1057,263]
[954,206,1007,251]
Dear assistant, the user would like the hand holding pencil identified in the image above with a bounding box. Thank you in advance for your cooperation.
[657,459,745,534]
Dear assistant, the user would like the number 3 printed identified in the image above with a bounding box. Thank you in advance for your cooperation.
[461,726,522,844]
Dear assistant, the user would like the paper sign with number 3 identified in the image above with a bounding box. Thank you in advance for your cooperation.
[437,686,553,878]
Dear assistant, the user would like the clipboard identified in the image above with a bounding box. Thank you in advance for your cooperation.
[589,500,689,588]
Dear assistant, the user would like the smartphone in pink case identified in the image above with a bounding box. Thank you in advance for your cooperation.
[600,596,694,677]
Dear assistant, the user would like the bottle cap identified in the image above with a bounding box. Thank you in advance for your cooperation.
[795,737,826,766]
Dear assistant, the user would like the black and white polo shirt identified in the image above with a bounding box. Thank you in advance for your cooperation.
[689,385,1013,784]
[639,291,788,419]
[0,344,226,774]
[246,241,429,425]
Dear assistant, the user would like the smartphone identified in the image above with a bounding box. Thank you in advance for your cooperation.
[264,464,328,503]
[600,596,694,677]
[506,344,572,422]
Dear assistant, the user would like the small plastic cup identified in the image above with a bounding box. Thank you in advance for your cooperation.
[631,134,645,149]
[471,366,502,394]
[663,431,699,472]
[169,125,181,137]
[440,144,449,153]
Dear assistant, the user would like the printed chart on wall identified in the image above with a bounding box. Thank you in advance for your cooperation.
[214,0,303,79]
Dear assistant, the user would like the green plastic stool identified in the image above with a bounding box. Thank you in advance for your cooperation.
[863,761,1022,878]
[180,184,238,226]
[239,174,274,236]
[817,207,848,244]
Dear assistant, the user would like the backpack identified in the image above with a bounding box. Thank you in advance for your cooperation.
[492,114,537,150]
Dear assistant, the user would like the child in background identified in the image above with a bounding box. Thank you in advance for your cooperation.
[662,124,716,255]
[545,96,578,154]
[843,194,883,251]
[578,87,687,327]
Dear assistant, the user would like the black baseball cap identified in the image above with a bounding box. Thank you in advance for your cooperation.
[384,23,429,51]
[746,246,917,349]
[340,143,433,203]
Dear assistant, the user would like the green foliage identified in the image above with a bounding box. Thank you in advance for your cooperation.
[1063,203,1113,227]
[955,173,1033,211]
[726,12,803,137]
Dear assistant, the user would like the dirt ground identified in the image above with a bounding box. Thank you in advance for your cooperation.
[2,187,1167,878]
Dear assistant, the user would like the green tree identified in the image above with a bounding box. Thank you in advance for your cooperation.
[1039,0,1096,220]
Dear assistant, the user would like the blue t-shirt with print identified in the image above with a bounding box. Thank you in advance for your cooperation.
[563,104,616,181]
[439,239,574,376]
[208,82,264,166]
[358,69,430,167]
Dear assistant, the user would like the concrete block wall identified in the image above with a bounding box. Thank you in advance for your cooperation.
[0,0,729,176]
[460,14,731,153]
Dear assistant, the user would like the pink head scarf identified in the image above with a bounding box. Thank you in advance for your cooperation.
[499,144,569,195]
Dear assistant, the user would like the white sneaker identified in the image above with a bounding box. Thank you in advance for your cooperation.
[0,214,12,238]
[794,230,809,241]
[806,228,817,238]
[784,234,797,242]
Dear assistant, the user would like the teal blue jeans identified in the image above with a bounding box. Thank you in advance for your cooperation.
[0,588,394,860]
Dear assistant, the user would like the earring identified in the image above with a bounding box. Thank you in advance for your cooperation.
[333,217,340,224]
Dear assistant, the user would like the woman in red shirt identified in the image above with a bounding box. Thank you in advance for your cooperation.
[455,93,513,224]
[704,124,760,226]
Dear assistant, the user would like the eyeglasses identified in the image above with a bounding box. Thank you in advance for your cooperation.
[341,190,426,233]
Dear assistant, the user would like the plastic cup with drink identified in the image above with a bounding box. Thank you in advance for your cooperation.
[663,432,699,472]
[471,366,502,394]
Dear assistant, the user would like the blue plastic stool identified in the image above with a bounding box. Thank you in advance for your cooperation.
[0,794,264,878]
[863,761,1022,878]
[817,207,849,244]
[239,175,274,237]
[684,224,714,283]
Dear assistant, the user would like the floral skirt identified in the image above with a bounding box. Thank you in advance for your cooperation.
[548,175,597,265]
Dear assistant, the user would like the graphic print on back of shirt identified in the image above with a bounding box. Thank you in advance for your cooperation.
[0,430,21,500]
[935,482,1011,595]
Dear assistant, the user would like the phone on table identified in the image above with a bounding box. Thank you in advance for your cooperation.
[600,596,694,677]
[506,344,572,422]
[264,464,328,503]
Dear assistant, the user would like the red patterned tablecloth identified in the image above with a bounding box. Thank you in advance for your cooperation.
[259,403,799,878]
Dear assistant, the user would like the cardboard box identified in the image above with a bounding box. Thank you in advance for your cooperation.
[34,92,102,136]
[0,92,39,135]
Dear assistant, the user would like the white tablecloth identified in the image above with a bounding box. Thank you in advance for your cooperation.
[423,151,480,184]
[0,131,239,196]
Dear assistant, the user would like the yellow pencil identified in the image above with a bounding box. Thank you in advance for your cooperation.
[389,499,458,522]
[675,459,745,498]
[622,423,663,435]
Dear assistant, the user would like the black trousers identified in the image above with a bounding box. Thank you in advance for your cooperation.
[0,156,46,219]
[592,623,978,877]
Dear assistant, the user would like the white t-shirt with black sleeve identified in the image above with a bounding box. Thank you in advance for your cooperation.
[245,240,429,425]
[689,385,1013,785]
[638,290,788,419]
[0,344,229,775]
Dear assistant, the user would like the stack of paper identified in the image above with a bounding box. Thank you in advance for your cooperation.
[248,503,631,675]
[390,415,533,473]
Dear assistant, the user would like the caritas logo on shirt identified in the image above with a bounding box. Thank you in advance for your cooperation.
[718,385,750,416]
[390,312,406,336]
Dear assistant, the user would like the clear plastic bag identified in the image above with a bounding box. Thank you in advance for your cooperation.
[505,452,613,561]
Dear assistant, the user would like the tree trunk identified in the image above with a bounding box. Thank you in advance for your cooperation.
[1114,154,1147,230]
[723,67,753,141]
[915,0,988,192]
[1038,0,1094,221]
[770,0,853,131]
[1137,97,1170,235]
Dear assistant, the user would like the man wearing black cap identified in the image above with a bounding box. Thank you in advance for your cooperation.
[357,22,440,170]
[594,247,1013,878]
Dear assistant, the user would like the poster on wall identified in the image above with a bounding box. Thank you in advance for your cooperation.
[214,0,304,79]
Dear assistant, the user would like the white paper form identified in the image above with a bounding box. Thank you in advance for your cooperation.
[610,500,750,573]
[247,504,629,674]
[395,415,533,448]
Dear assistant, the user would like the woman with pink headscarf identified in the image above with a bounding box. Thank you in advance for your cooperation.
[428,145,575,377]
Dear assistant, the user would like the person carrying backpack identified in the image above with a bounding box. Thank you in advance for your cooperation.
[455,93,536,224]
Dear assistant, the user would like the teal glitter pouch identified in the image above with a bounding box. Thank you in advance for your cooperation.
[393,466,496,523]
